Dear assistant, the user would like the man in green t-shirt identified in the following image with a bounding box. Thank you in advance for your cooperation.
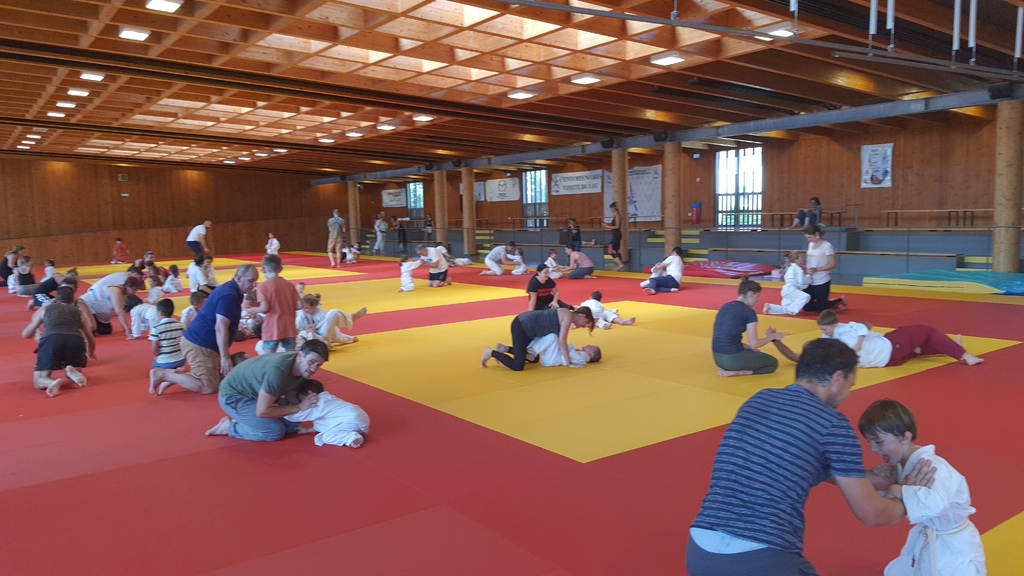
[205,340,330,442]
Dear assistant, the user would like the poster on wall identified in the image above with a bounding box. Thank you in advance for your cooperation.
[603,165,662,222]
[459,181,485,202]
[484,177,521,202]
[382,188,407,207]
[551,170,603,195]
[861,143,893,188]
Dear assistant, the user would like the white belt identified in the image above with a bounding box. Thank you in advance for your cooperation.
[912,520,972,576]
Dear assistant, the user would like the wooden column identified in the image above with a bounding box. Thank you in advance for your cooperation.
[433,170,449,248]
[612,148,629,262]
[662,142,681,256]
[347,181,359,247]
[461,167,476,257]
[994,100,1024,273]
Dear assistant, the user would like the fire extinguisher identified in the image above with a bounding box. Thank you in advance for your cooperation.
[690,201,702,225]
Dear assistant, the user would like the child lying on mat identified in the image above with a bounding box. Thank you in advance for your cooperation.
[285,379,370,448]
[578,291,635,330]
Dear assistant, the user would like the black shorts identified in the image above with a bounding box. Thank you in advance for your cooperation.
[429,269,448,282]
[34,333,88,371]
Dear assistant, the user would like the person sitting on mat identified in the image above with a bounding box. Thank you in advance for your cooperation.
[768,310,984,368]
[711,276,787,377]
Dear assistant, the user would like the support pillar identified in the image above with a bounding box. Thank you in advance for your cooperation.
[994,100,1024,273]
[434,170,449,248]
[662,142,681,256]
[347,181,360,248]
[612,148,629,263]
[461,167,476,257]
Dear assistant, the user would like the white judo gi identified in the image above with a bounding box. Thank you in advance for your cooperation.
[527,333,590,366]
[885,445,986,576]
[579,298,620,330]
[399,259,422,292]
[763,262,811,316]
[296,306,358,345]
[286,391,370,448]
[543,257,563,279]
[510,254,527,275]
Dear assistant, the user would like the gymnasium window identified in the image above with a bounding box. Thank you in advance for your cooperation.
[715,147,763,227]
[407,181,424,221]
[522,169,549,228]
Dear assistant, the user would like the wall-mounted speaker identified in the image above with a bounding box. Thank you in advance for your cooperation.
[117,174,128,182]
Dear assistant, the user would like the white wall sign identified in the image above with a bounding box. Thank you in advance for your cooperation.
[484,177,521,202]
[459,182,485,202]
[551,169,604,195]
[861,143,893,188]
[382,188,407,207]
[603,166,662,222]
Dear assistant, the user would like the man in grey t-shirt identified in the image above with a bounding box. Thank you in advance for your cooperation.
[327,209,347,268]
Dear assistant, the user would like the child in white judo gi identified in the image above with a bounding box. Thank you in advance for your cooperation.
[763,250,811,316]
[286,379,370,448]
[517,332,601,367]
[543,249,563,279]
[578,291,635,330]
[510,248,528,276]
[858,399,986,576]
[124,294,162,340]
[398,254,422,292]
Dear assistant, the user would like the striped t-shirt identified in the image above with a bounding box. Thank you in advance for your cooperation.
[692,384,865,553]
[149,318,185,365]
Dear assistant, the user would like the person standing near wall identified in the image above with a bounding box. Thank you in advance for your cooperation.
[602,202,625,272]
[327,209,346,268]
[186,221,212,258]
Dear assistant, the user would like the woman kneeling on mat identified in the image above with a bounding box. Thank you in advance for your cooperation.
[712,276,787,377]
[482,307,595,370]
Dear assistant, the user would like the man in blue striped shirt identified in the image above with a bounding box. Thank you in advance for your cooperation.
[687,338,936,575]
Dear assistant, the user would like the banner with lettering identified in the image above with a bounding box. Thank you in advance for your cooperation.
[484,177,521,202]
[382,188,407,208]
[551,170,603,195]
[603,165,662,222]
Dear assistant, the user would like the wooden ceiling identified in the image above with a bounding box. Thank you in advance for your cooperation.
[0,0,1020,177]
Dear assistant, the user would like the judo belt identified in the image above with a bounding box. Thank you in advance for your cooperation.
[911,520,972,576]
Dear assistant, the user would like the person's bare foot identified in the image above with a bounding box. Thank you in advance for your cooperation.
[962,353,984,366]
[149,369,160,395]
[643,287,656,295]
[352,307,367,321]
[669,288,679,293]
[717,369,754,378]
[621,317,636,325]
[205,416,232,436]
[45,379,64,397]
[585,275,597,279]
[495,343,509,354]
[616,265,626,272]
[66,366,87,387]
[157,381,175,395]
[481,347,493,367]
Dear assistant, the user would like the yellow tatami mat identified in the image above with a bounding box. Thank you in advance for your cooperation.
[322,301,1018,462]
[981,511,1024,572]
[304,278,526,314]
[75,259,362,285]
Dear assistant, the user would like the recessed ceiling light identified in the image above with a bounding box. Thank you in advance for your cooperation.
[272,148,288,152]
[145,0,183,13]
[223,160,236,164]
[118,26,151,41]
[238,156,252,161]
[412,114,435,122]
[56,102,76,108]
[16,145,30,150]
[377,124,397,131]
[507,89,536,100]
[650,51,685,66]
[21,140,35,145]
[570,73,601,85]
[25,134,42,139]
[345,131,363,137]
[754,35,774,41]
[80,72,105,81]
[254,152,269,157]
[318,137,336,143]
[67,89,91,97]
[47,112,66,118]
[768,29,794,37]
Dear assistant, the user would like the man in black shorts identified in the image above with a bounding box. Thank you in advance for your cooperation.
[22,286,95,397]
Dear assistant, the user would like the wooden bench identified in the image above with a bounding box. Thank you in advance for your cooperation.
[883,209,979,226]
[707,247,961,274]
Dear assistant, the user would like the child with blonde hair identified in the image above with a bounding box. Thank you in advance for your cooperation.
[763,250,811,316]
[398,254,422,292]
[296,293,366,346]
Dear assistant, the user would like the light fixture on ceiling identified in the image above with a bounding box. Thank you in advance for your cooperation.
[16,145,30,150]
[272,148,288,152]
[754,35,774,41]
[345,131,363,137]
[47,112,66,118]
[80,72,105,82]
[223,160,236,164]
[118,26,152,41]
[377,123,397,131]
[317,137,336,143]
[67,89,90,97]
[55,102,76,108]
[768,29,794,38]
[254,152,269,157]
[238,156,252,161]
[412,114,435,122]
[570,73,601,85]
[21,140,35,145]
[145,0,183,13]
[650,51,685,66]
[507,89,536,99]
[25,134,42,139]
